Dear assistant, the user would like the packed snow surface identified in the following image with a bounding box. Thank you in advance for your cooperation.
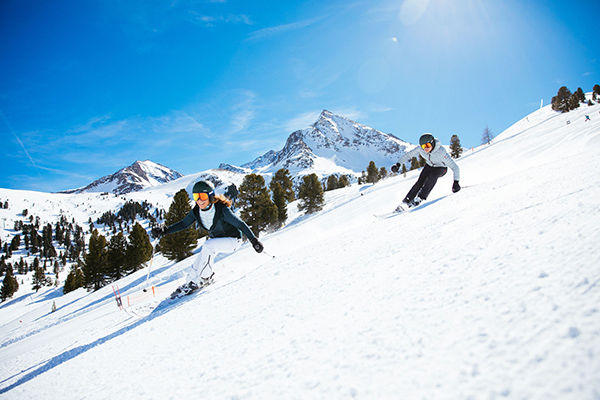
[1,103,599,399]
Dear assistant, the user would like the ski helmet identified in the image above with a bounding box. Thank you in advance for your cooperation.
[192,180,215,202]
[419,133,435,146]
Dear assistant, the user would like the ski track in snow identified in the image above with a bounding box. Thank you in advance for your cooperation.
[1,103,600,399]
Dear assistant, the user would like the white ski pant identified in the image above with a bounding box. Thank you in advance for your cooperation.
[186,237,242,284]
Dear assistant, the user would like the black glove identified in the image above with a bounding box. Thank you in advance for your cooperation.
[391,163,400,173]
[151,225,167,238]
[452,180,461,193]
[250,238,264,253]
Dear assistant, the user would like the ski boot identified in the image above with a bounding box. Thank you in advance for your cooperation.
[170,281,200,299]
[199,273,215,288]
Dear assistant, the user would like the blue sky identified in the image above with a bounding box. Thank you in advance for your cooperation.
[1,0,599,192]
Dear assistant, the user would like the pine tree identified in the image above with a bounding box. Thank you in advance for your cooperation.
[575,87,586,103]
[107,232,127,280]
[160,189,197,262]
[594,84,600,97]
[567,93,580,110]
[0,266,19,301]
[53,260,60,281]
[326,175,339,191]
[366,161,380,184]
[238,174,278,237]
[482,126,493,145]
[82,229,108,291]
[551,86,572,112]
[449,134,463,158]
[55,222,63,243]
[298,173,325,214]
[379,167,387,180]
[32,266,47,292]
[10,235,20,252]
[360,171,367,184]
[271,182,288,227]
[269,169,295,227]
[126,223,153,272]
[338,175,350,188]
[410,157,420,170]
[401,164,407,177]
[224,184,239,206]
[42,224,55,259]
[63,266,85,294]
[270,169,295,202]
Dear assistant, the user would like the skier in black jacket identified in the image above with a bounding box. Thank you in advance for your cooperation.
[153,180,263,297]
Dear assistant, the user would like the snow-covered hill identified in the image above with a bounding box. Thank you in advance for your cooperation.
[61,160,182,195]
[1,100,599,398]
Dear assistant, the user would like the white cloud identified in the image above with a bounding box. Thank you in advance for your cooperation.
[332,108,365,122]
[0,110,38,168]
[231,109,255,133]
[284,110,322,133]
[157,111,205,134]
[246,16,324,41]
[229,90,257,134]
[187,11,252,27]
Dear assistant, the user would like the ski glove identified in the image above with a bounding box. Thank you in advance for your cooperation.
[391,163,400,173]
[250,238,264,253]
[151,225,167,238]
[452,180,461,193]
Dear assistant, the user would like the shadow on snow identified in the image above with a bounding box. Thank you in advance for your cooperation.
[0,252,274,394]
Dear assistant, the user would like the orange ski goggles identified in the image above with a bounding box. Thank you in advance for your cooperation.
[421,142,433,150]
[193,192,212,202]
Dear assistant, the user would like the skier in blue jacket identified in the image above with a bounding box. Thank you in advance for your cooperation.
[153,180,263,297]
[391,133,461,210]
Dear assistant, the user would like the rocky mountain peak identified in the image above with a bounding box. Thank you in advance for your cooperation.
[241,110,411,179]
[61,160,182,195]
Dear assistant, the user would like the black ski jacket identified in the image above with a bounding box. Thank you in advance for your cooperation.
[165,203,257,241]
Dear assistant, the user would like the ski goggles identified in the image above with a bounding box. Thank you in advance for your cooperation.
[193,191,213,202]
[421,142,433,150]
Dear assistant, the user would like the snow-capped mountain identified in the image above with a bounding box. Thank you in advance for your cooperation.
[60,111,410,196]
[61,160,182,195]
[242,110,412,181]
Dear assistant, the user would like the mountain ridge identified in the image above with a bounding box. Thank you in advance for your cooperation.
[241,110,412,181]
[60,160,182,195]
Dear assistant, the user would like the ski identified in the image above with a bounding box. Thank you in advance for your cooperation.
[169,278,214,300]
[374,202,411,219]
[374,196,442,219]
[374,208,404,219]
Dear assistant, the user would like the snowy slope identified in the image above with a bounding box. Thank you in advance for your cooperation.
[1,102,600,399]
